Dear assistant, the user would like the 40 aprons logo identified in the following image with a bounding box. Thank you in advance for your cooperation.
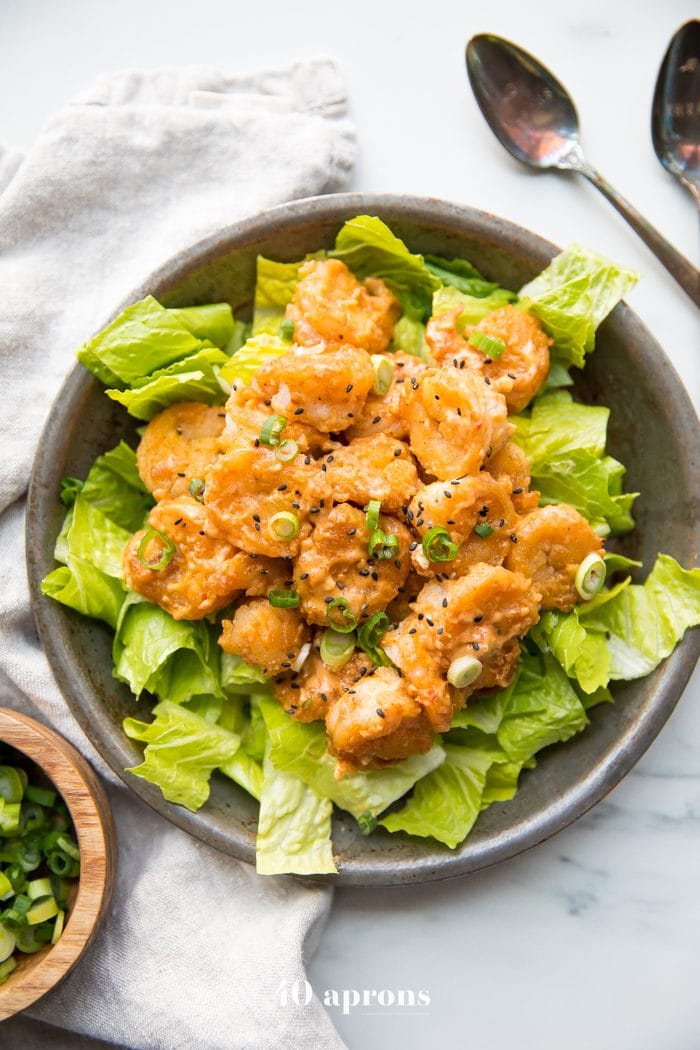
[279,979,431,1016]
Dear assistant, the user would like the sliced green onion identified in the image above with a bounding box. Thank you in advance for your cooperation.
[357,612,391,654]
[259,414,287,447]
[189,477,205,502]
[17,841,42,872]
[268,589,300,609]
[0,956,17,983]
[33,921,54,945]
[55,835,79,861]
[365,500,381,532]
[357,811,378,836]
[447,655,483,688]
[59,476,84,507]
[12,894,31,917]
[14,925,45,954]
[275,439,299,463]
[320,628,356,669]
[468,330,506,359]
[51,908,65,945]
[368,529,399,560]
[422,526,458,563]
[0,804,21,836]
[279,319,295,342]
[24,786,56,808]
[268,511,300,541]
[27,878,53,901]
[26,897,59,926]
[0,873,12,901]
[0,767,25,805]
[575,553,606,600]
[473,522,496,539]
[20,802,46,834]
[0,923,15,963]
[326,598,358,633]
[370,354,393,395]
[137,528,175,571]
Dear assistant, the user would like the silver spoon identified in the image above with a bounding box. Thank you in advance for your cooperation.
[466,33,700,308]
[652,19,700,209]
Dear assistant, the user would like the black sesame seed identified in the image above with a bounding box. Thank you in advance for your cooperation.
[371,571,379,582]
[294,407,304,415]
[372,416,382,424]
[510,534,518,543]
[393,448,402,457]
[253,514,261,522]
[299,572,309,580]
[359,568,370,577]
[277,484,288,491]
[409,542,418,552]
[472,642,480,651]
[442,598,448,608]
[409,628,417,635]
[474,615,483,622]
[174,517,182,525]
[512,487,524,495]
[376,708,385,719]
[346,384,354,393]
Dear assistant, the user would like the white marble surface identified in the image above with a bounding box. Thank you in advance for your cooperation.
[2,2,698,1048]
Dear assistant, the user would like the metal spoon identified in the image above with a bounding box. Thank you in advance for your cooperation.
[466,33,700,307]
[651,19,700,209]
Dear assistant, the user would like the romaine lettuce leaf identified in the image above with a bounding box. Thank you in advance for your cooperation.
[424,255,511,299]
[431,284,518,327]
[252,257,303,336]
[380,744,493,848]
[78,441,153,532]
[256,747,336,875]
[168,303,234,348]
[330,215,440,320]
[61,497,131,578]
[77,296,206,386]
[220,749,264,802]
[519,244,639,368]
[106,345,230,420]
[533,555,700,691]
[124,699,240,811]
[217,334,290,388]
[112,600,222,700]
[256,695,445,820]
[391,316,433,362]
[512,391,637,535]
[41,558,126,628]
[220,652,270,695]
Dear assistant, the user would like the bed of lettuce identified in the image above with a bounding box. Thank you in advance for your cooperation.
[41,215,700,875]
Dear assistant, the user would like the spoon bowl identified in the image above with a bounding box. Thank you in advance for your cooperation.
[651,19,700,205]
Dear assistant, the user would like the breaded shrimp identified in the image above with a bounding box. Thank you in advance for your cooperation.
[326,667,434,773]
[409,475,518,576]
[386,570,423,623]
[505,504,604,611]
[346,352,428,440]
[383,564,541,731]
[123,497,264,620]
[285,258,400,353]
[250,343,375,433]
[221,384,328,454]
[487,440,540,514]
[137,402,226,502]
[405,366,513,480]
[426,305,552,413]
[322,434,419,514]
[219,598,310,677]
[204,445,328,558]
[273,651,374,723]
[293,503,411,626]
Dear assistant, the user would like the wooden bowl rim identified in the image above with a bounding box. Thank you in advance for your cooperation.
[0,707,116,1020]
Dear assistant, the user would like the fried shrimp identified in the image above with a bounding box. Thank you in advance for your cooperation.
[250,343,375,432]
[137,401,226,501]
[405,366,513,480]
[222,384,328,453]
[346,352,428,440]
[219,598,310,677]
[273,651,374,723]
[322,434,419,514]
[285,258,400,353]
[505,503,604,611]
[293,503,411,625]
[409,474,518,575]
[383,564,541,731]
[426,305,551,413]
[123,496,261,620]
[326,667,434,773]
[487,440,540,514]
[204,445,328,558]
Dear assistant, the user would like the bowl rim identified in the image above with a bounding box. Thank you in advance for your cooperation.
[26,191,700,886]
[0,707,116,1017]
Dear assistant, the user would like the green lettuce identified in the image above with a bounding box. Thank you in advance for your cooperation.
[78,441,153,532]
[167,303,234,347]
[112,598,222,701]
[256,747,337,876]
[252,257,303,336]
[431,284,518,327]
[217,334,290,388]
[106,345,230,420]
[391,316,433,362]
[124,699,240,811]
[424,255,512,299]
[41,558,125,629]
[330,215,440,320]
[256,696,445,821]
[535,554,700,691]
[59,497,131,578]
[512,391,637,535]
[220,749,264,802]
[519,244,639,368]
[220,652,270,694]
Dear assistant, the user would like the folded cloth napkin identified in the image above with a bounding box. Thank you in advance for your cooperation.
[0,59,355,1050]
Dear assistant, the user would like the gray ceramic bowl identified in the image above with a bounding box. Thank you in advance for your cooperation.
[26,194,700,885]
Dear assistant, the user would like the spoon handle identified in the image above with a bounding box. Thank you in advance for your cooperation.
[581,166,699,307]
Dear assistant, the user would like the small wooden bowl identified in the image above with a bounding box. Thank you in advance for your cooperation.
[0,707,116,1020]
